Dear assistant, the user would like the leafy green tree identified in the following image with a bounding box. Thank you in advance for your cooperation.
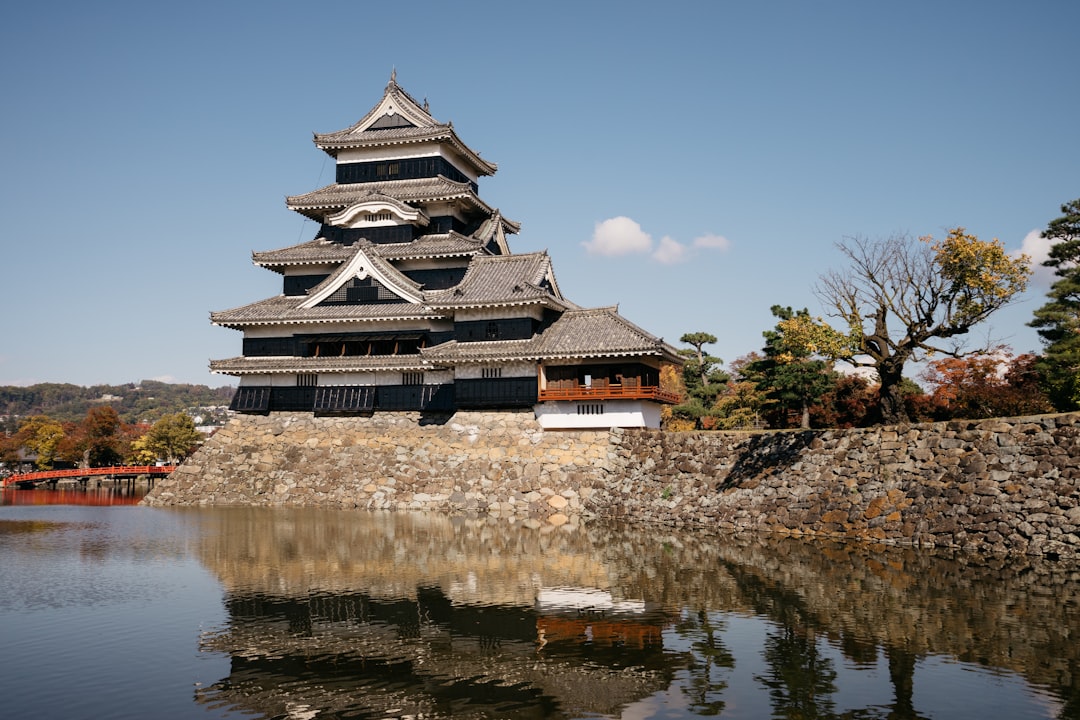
[673,332,730,426]
[744,306,839,429]
[127,434,157,465]
[679,332,726,389]
[816,229,1030,424]
[1028,198,1080,410]
[143,412,202,464]
[711,379,769,429]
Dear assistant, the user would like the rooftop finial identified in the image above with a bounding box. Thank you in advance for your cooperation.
[389,67,397,85]
[423,97,429,112]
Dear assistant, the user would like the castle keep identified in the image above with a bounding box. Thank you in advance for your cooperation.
[210,74,681,428]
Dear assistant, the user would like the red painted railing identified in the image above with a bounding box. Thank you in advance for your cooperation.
[537,384,682,404]
[1,465,177,487]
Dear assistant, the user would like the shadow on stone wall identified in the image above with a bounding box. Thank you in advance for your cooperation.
[722,430,818,488]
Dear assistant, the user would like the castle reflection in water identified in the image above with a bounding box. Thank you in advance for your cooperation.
[192,508,1080,719]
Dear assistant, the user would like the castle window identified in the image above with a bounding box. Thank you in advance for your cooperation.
[481,367,502,379]
[577,403,605,415]
[376,163,400,177]
[297,373,318,387]
[402,372,423,386]
[365,212,393,223]
[485,322,500,340]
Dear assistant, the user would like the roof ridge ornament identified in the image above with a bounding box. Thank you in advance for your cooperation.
[389,67,397,86]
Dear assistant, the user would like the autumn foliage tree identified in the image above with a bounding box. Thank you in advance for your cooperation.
[815,229,1030,424]
[9,415,66,469]
[54,406,128,467]
[913,352,1052,421]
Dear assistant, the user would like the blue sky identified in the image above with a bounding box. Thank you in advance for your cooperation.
[1,0,1077,388]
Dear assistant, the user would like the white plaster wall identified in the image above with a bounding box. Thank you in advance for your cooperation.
[453,306,545,322]
[281,264,337,276]
[455,362,536,379]
[534,400,662,429]
[238,374,284,387]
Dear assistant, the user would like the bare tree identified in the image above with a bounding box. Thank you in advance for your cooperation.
[816,230,1029,424]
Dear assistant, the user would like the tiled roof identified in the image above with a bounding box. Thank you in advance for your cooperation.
[532,307,681,360]
[421,307,680,364]
[286,177,491,221]
[425,253,564,309]
[210,295,442,328]
[421,339,543,363]
[373,233,484,260]
[210,355,439,374]
[252,239,354,268]
[312,79,497,175]
[472,209,522,239]
[252,232,486,271]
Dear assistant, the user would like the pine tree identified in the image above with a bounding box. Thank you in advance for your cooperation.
[744,306,837,429]
[1028,199,1080,410]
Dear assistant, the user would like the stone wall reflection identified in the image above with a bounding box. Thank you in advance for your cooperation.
[193,509,1079,718]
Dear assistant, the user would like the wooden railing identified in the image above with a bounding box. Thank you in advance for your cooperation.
[2,465,177,487]
[537,384,682,404]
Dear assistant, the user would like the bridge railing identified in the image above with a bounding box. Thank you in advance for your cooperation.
[1,465,177,486]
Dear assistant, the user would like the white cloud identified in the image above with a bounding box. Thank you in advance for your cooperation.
[584,217,732,265]
[693,233,731,251]
[1016,228,1055,286]
[584,216,653,256]
[652,236,688,264]
[150,375,178,383]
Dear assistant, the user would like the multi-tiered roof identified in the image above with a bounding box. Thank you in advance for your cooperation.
[210,74,680,427]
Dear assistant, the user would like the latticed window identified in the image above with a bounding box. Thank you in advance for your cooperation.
[481,367,502,379]
[296,374,318,387]
[402,372,423,386]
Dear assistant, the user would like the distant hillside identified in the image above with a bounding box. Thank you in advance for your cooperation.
[0,380,235,428]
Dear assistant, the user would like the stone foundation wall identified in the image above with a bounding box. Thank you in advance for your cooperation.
[145,411,610,524]
[143,410,1080,558]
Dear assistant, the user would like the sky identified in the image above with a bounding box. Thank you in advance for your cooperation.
[1,0,1077,389]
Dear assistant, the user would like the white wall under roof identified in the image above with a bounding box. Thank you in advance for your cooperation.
[455,362,535,379]
[534,400,662,430]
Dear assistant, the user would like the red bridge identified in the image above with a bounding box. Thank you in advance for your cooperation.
[1,465,177,488]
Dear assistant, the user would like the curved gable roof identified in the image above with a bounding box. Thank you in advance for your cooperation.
[300,241,424,308]
[312,75,497,176]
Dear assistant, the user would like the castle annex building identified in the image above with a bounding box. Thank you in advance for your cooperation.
[211,75,681,429]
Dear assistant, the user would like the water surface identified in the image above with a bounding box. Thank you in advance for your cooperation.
[1,490,1077,719]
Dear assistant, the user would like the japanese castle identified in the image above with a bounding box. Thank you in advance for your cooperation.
[211,74,682,429]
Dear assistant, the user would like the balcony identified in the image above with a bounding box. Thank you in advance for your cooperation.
[537,382,681,405]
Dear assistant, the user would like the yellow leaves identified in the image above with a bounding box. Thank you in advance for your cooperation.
[776,314,857,361]
[926,228,1031,322]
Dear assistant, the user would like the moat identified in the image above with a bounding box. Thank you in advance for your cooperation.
[2,488,1077,719]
